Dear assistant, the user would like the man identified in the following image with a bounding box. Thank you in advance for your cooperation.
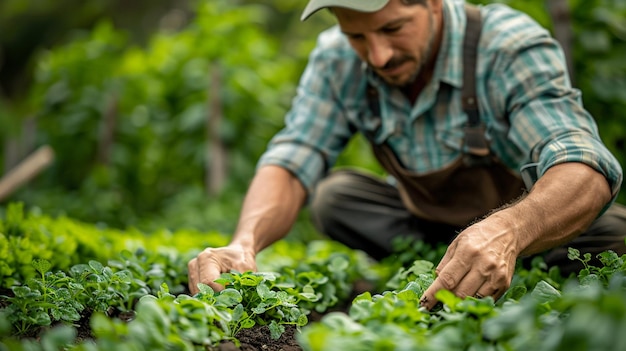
[188,0,625,309]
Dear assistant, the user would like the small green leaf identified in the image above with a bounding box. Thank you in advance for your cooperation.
[60,307,81,322]
[297,313,308,326]
[89,260,104,273]
[69,264,91,276]
[197,283,215,295]
[12,286,32,298]
[435,290,461,310]
[598,250,621,268]
[503,285,527,301]
[239,274,262,286]
[397,288,420,302]
[567,247,581,261]
[232,304,245,321]
[580,273,602,286]
[256,283,276,300]
[530,280,561,304]
[35,311,52,326]
[240,318,255,329]
[268,320,285,340]
[252,303,269,314]
[298,285,319,301]
[349,299,374,321]
[216,288,242,306]
[32,259,52,276]
[328,256,349,273]
[296,271,328,285]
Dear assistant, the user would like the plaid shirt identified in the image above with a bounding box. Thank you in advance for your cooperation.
[258,0,622,201]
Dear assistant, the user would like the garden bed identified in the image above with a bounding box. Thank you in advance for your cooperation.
[2,203,626,351]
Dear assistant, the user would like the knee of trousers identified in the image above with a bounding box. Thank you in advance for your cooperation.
[309,171,358,233]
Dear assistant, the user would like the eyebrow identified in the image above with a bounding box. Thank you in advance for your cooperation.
[341,16,412,36]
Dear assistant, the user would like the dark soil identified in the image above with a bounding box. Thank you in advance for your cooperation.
[0,287,12,309]
[216,325,302,351]
[74,309,96,342]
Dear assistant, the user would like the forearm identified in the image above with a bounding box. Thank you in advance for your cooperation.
[229,165,307,254]
[492,162,612,257]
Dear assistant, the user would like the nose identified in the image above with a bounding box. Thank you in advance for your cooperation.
[366,35,393,68]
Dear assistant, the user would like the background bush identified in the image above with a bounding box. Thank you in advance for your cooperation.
[0,0,624,234]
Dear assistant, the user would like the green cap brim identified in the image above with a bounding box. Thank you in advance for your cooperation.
[301,0,390,21]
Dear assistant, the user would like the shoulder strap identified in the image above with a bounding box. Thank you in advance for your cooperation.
[462,4,491,158]
[462,4,481,127]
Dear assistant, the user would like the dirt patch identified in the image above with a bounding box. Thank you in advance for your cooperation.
[216,325,302,351]
[0,287,13,309]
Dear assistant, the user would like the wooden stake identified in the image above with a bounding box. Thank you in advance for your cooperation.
[0,145,55,202]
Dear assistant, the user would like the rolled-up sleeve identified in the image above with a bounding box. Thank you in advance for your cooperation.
[485,13,622,201]
[257,31,356,195]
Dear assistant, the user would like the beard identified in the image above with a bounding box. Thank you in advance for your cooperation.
[373,10,436,87]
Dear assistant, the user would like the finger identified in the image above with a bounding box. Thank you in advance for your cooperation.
[450,268,487,299]
[421,258,470,310]
[435,240,458,273]
[197,252,226,292]
[420,277,446,310]
[188,258,199,295]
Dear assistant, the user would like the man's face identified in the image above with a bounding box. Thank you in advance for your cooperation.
[334,0,442,86]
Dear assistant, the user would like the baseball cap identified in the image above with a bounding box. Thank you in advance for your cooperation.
[301,0,390,21]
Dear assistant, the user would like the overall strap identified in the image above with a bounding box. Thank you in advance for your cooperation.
[462,4,482,126]
[462,4,491,161]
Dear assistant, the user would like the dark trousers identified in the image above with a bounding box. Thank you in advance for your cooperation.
[310,170,626,275]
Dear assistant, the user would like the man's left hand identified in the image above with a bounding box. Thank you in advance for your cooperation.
[419,216,519,309]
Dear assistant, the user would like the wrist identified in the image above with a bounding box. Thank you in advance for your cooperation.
[229,234,258,255]
[484,207,528,257]
[490,197,545,257]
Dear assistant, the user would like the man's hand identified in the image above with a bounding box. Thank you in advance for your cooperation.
[419,215,519,310]
[187,244,257,295]
[187,165,307,295]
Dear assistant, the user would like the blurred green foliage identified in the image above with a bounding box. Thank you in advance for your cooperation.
[5,2,308,230]
[0,0,624,234]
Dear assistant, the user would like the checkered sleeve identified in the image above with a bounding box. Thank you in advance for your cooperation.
[257,30,356,196]
[485,9,623,201]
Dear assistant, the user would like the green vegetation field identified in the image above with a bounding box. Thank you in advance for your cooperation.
[1,202,625,351]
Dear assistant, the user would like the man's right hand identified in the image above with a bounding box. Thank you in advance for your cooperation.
[187,244,257,295]
[187,165,306,295]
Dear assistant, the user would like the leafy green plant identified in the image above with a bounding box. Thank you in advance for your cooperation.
[258,239,383,313]
[567,247,625,286]
[209,271,313,339]
[299,250,626,351]
[69,260,147,314]
[107,247,190,295]
[1,259,85,336]
[0,257,153,337]
[384,259,436,292]
[0,201,230,290]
